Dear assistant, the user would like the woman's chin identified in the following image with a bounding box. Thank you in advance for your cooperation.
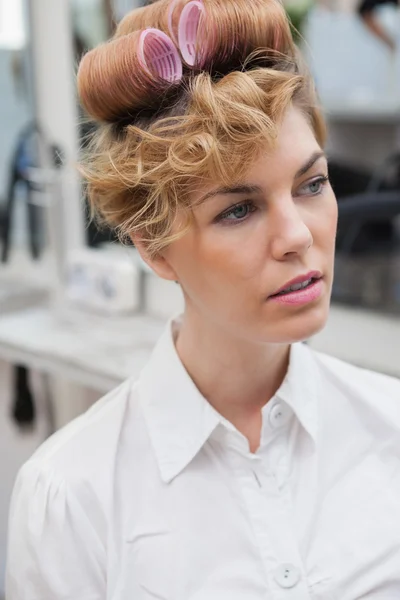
[260,302,330,345]
[290,312,328,343]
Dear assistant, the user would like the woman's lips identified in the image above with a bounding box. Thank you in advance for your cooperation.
[271,270,323,296]
[268,278,324,306]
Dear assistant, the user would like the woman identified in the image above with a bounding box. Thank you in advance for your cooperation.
[6,0,400,598]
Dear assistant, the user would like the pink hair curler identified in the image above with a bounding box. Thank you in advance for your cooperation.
[178,1,205,67]
[138,28,182,82]
[167,0,181,46]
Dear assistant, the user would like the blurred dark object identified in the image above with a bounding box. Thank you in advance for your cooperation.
[86,215,118,247]
[334,152,400,255]
[358,0,398,15]
[357,0,399,51]
[0,123,61,431]
[0,122,62,263]
[11,365,36,428]
[337,191,398,253]
[328,161,371,198]
[332,151,400,314]
[333,250,400,314]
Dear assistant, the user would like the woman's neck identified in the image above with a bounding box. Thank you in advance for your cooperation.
[175,310,290,451]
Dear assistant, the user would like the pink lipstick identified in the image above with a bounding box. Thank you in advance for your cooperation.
[268,271,323,306]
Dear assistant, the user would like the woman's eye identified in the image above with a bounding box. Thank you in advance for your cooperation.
[218,201,256,223]
[299,175,329,196]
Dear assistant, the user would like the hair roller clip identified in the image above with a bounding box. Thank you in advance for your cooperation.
[115,0,296,77]
[178,1,205,67]
[167,0,181,46]
[77,27,183,122]
[138,28,183,82]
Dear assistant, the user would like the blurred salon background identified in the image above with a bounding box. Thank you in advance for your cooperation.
[0,0,400,594]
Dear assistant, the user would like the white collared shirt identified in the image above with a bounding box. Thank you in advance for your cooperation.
[6,318,400,600]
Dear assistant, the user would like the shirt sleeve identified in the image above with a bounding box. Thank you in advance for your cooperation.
[6,461,106,600]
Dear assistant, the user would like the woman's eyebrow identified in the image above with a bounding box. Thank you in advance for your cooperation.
[199,151,327,204]
[295,150,326,179]
[199,184,263,204]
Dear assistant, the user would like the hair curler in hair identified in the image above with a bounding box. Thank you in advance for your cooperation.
[77,28,182,122]
[195,0,295,70]
[116,0,296,72]
[177,1,205,66]
[138,28,182,81]
[172,0,296,69]
[118,0,205,66]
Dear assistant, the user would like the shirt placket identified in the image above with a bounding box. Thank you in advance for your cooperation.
[226,399,312,600]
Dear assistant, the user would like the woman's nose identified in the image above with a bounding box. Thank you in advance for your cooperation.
[269,203,313,260]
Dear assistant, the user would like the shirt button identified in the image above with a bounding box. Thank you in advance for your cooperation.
[269,402,292,429]
[274,563,301,588]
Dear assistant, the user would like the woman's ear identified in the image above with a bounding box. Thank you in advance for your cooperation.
[130,234,178,282]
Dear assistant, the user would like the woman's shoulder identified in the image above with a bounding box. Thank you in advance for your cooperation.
[5,382,142,598]
[310,345,398,386]
[306,343,400,411]
[18,376,145,498]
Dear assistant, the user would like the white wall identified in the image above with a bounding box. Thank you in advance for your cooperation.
[304,6,400,108]
[114,0,143,20]
[304,6,400,169]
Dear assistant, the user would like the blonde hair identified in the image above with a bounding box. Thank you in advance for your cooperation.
[78,0,326,257]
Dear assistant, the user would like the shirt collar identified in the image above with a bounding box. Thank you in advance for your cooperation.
[138,317,223,484]
[139,318,320,483]
[273,340,320,443]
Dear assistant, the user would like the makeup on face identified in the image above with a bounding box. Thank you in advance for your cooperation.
[268,273,324,306]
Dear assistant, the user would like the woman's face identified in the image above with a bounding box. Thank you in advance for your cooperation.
[156,105,338,344]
